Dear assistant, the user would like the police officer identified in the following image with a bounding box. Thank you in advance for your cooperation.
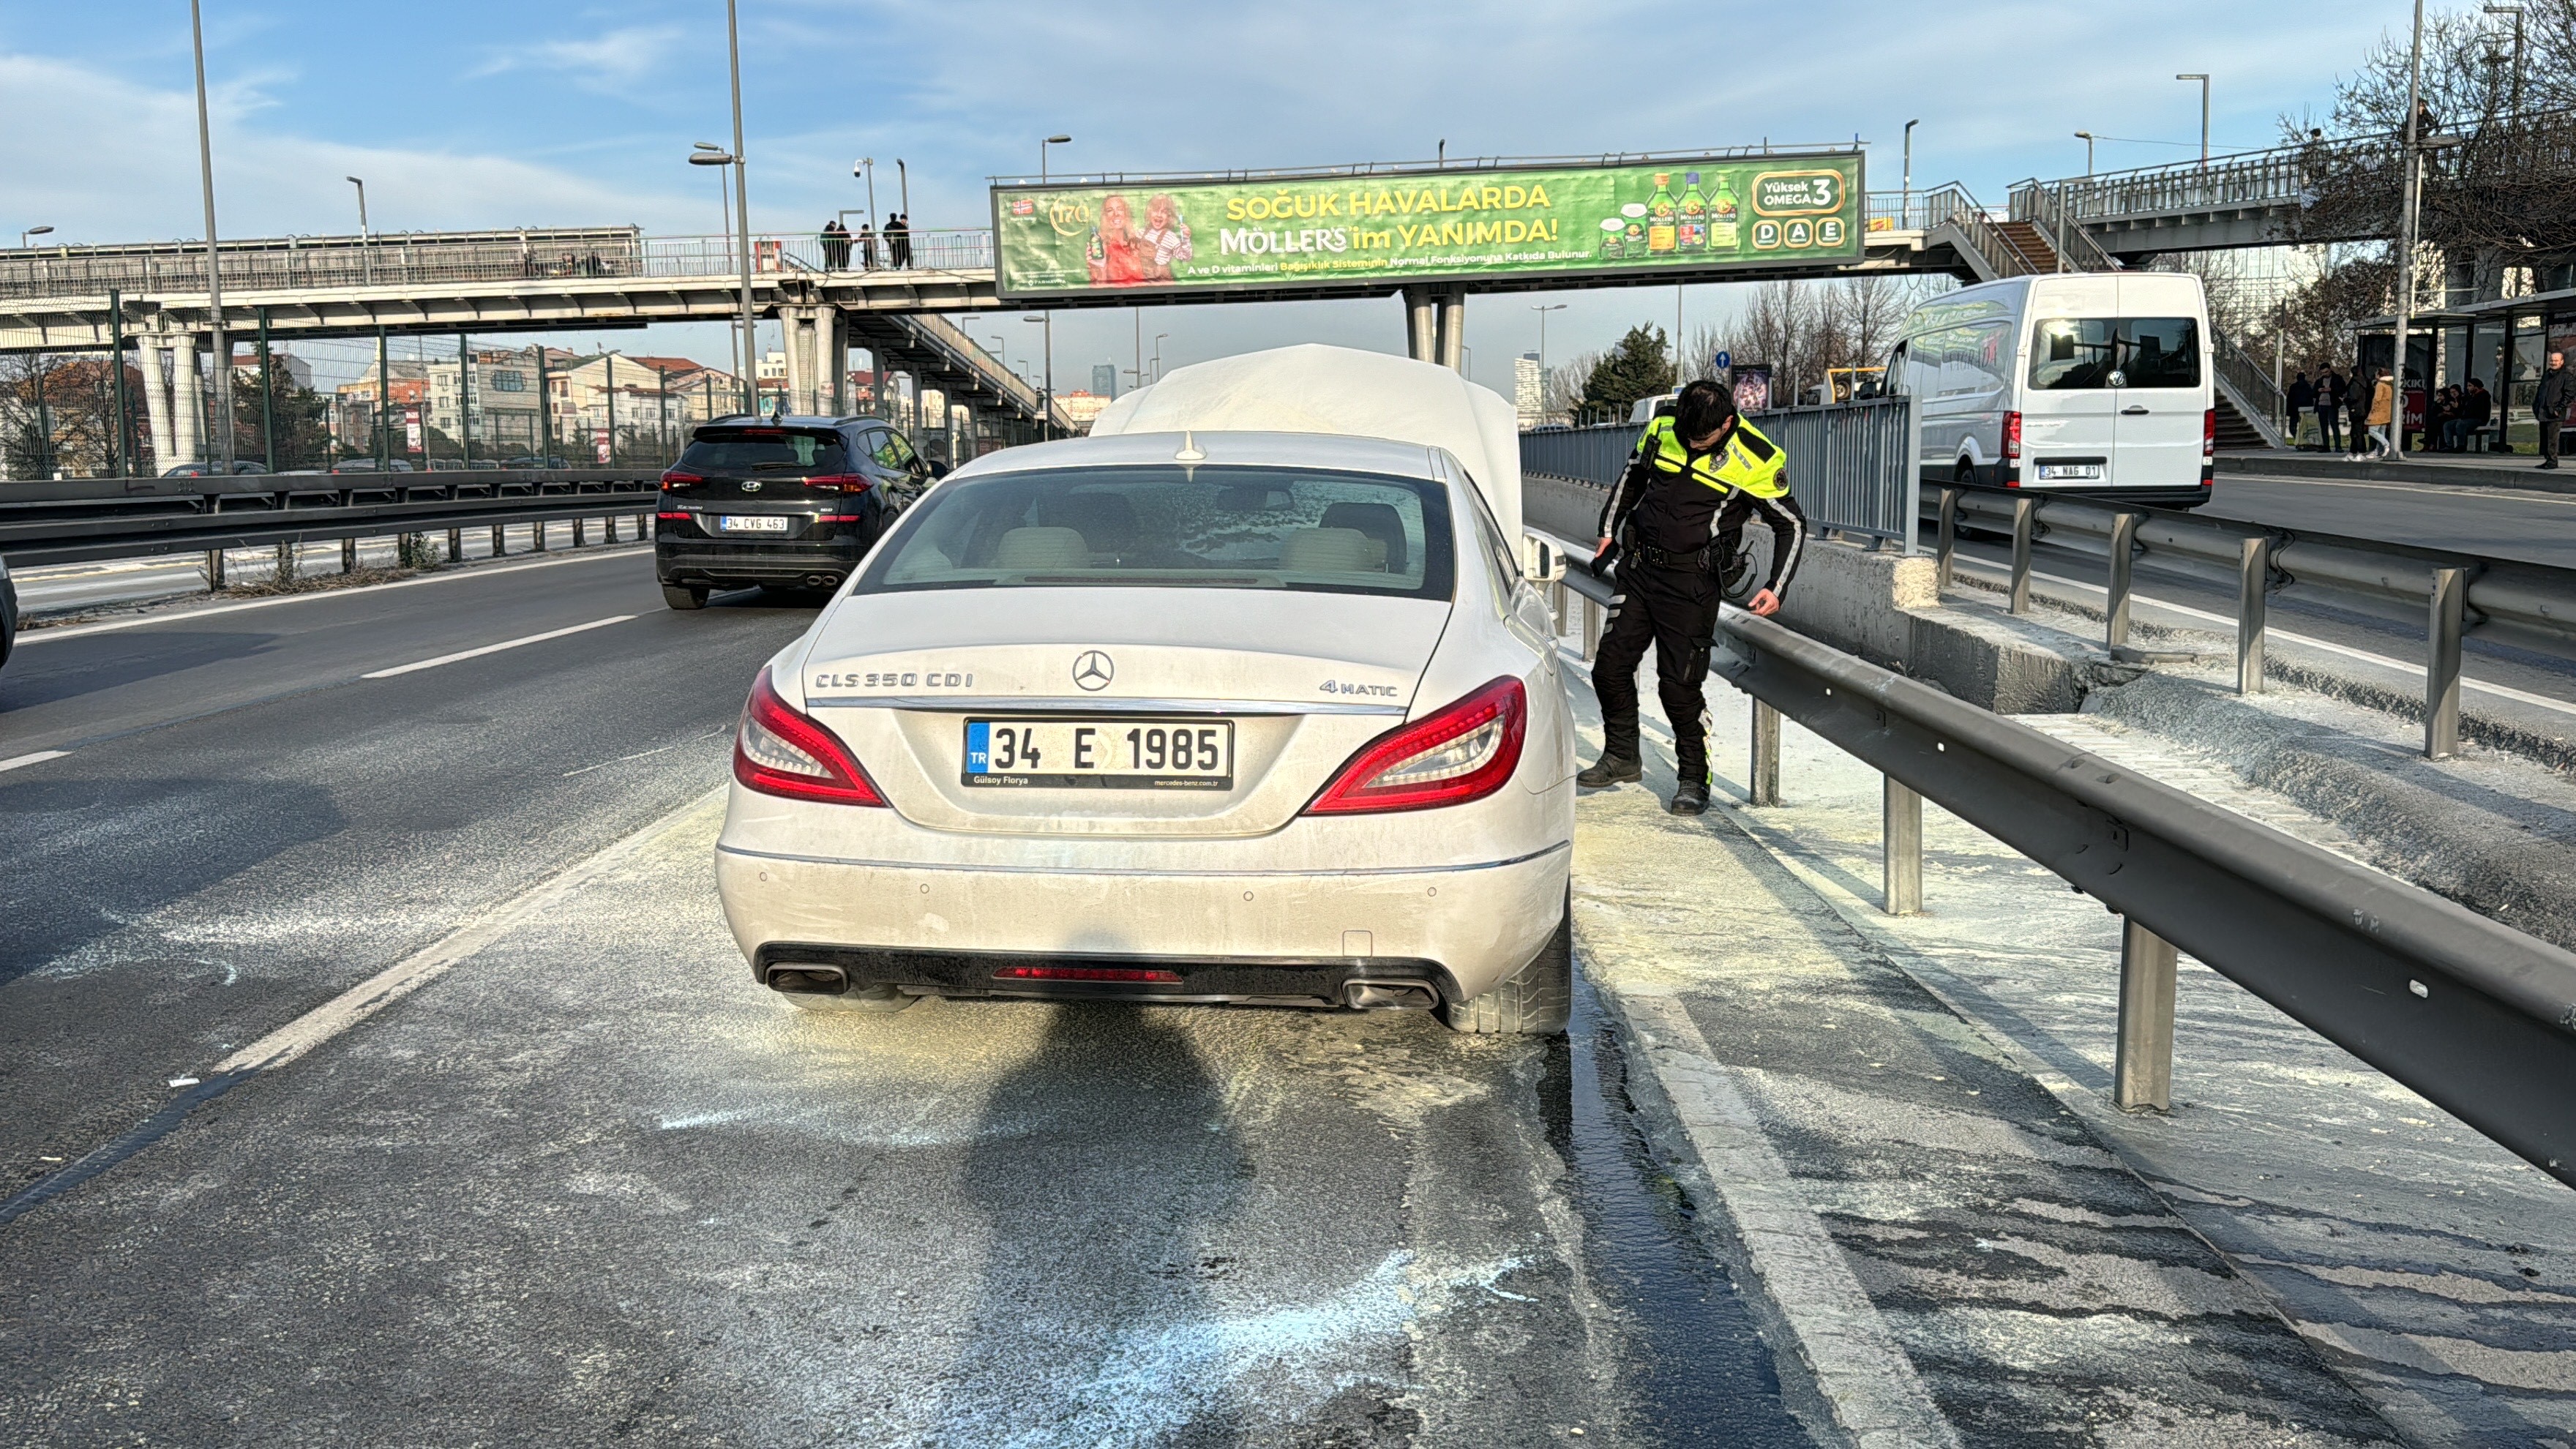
[1578,379,1805,815]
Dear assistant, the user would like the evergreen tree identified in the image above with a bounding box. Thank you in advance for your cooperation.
[1579,325,1675,418]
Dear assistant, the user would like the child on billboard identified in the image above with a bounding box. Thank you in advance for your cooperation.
[1139,194,1193,281]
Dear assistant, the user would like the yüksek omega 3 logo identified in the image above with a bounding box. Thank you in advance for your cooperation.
[1071,651,1115,691]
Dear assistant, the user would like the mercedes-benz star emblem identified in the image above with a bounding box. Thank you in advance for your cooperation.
[1071,651,1115,692]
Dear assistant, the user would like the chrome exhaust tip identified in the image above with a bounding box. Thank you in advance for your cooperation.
[1342,980,1438,1011]
[765,964,848,995]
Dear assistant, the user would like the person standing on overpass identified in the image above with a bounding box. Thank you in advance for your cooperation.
[2537,351,2571,471]
[1578,378,1805,817]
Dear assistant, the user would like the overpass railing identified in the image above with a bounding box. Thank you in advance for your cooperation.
[1536,535,2576,1190]
[0,228,1000,302]
[1521,397,1920,548]
[1914,184,2045,277]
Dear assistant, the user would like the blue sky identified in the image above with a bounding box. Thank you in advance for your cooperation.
[4,0,2427,398]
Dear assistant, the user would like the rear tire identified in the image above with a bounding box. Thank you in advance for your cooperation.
[662,583,708,610]
[1440,890,1572,1037]
[785,985,919,1014]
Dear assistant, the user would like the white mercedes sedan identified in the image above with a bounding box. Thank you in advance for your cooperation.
[714,349,1576,1034]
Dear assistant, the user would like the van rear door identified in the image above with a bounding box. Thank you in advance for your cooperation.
[2021,315,2119,488]
[2109,287,2206,491]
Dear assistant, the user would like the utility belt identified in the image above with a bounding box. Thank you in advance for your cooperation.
[1626,539,1719,571]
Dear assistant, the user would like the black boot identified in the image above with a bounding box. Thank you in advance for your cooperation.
[1667,773,1710,815]
[1576,754,1642,788]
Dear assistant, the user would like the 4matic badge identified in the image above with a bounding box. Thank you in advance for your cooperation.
[1317,678,1400,698]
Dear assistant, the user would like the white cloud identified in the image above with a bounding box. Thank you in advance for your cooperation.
[0,50,699,242]
[469,25,686,89]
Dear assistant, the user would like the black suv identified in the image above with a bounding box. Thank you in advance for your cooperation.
[654,416,937,609]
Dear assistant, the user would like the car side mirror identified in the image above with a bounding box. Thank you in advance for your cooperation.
[1521,535,1567,583]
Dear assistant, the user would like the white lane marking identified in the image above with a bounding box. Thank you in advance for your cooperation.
[360,614,634,678]
[211,786,724,1076]
[19,544,651,645]
[0,749,70,774]
[1962,558,2576,722]
[2225,471,2576,508]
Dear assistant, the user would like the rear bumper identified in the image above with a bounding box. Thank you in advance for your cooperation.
[656,541,865,589]
[714,839,1570,1006]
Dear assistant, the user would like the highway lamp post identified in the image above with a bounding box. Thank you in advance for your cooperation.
[2075,131,2097,176]
[1532,302,1565,422]
[1038,135,1071,438]
[107,287,128,479]
[258,308,275,470]
[2393,0,2427,461]
[897,157,907,236]
[1901,119,1919,228]
[189,0,233,470]
[18,225,50,249]
[2176,74,2211,167]
[457,332,472,469]
[22,232,56,473]
[722,0,757,416]
[375,326,391,469]
[691,142,743,386]
[346,176,370,285]
[1153,333,1167,383]
[857,158,877,252]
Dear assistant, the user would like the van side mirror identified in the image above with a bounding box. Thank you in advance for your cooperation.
[1521,535,1568,583]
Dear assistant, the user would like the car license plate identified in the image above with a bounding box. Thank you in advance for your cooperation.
[963,719,1234,790]
[2036,463,2104,481]
[717,514,793,533]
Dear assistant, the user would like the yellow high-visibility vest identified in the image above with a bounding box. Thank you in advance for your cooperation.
[1633,413,1789,499]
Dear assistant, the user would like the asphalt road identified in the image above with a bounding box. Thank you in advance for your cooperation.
[0,553,1810,1445]
[2206,470,2576,569]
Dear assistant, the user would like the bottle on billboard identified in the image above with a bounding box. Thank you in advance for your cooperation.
[1677,173,1708,252]
[1622,203,1648,253]
[1647,174,1677,253]
[1710,174,1742,250]
[1599,216,1626,258]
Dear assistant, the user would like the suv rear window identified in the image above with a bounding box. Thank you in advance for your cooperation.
[675,429,849,475]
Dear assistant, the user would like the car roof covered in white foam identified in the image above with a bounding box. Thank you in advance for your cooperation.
[1085,343,1523,542]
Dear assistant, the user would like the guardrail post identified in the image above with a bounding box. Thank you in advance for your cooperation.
[342,537,358,574]
[1882,776,1922,915]
[1548,578,1567,637]
[491,523,506,558]
[2009,496,2036,615]
[447,527,463,563]
[2427,566,2465,760]
[1581,595,1601,661]
[1749,700,1781,806]
[2113,918,2178,1113]
[602,515,619,544]
[533,521,548,553]
[205,548,225,591]
[2236,536,2269,694]
[2105,512,2139,649]
[573,517,588,547]
[1936,487,1959,591]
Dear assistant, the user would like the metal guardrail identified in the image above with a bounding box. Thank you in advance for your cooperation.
[0,470,661,569]
[1541,541,2576,1189]
[1521,397,1921,547]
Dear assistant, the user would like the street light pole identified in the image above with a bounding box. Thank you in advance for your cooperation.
[2075,131,2097,176]
[1153,332,1167,383]
[346,176,370,285]
[2393,0,2427,460]
[21,226,50,475]
[19,225,51,249]
[724,0,757,416]
[190,0,233,469]
[1532,303,1565,422]
[1901,119,1920,228]
[2176,74,2211,166]
[1038,134,1071,439]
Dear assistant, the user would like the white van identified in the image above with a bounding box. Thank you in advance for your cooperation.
[1885,272,2214,509]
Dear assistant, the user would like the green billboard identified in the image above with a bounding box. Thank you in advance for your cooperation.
[991,154,1864,300]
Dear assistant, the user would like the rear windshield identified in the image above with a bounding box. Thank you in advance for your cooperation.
[675,429,849,474]
[2028,317,2202,391]
[857,465,1454,600]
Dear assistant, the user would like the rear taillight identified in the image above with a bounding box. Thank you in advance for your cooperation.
[656,510,690,521]
[662,469,704,485]
[804,473,871,493]
[817,513,864,523]
[2203,408,2217,458]
[2002,411,2023,462]
[995,966,1183,983]
[1305,677,1527,815]
[733,667,886,806]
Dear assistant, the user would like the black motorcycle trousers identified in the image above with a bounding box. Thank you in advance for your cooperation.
[1592,558,1723,779]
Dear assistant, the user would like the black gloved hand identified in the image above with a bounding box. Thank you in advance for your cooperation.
[1586,543,1623,581]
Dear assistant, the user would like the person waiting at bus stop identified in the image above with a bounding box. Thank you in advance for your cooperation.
[1577,379,1807,816]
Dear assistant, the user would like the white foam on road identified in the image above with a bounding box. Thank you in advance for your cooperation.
[210,787,723,1076]
[360,614,634,678]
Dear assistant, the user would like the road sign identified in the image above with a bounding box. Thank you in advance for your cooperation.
[994,154,1863,302]
[1712,350,1731,371]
